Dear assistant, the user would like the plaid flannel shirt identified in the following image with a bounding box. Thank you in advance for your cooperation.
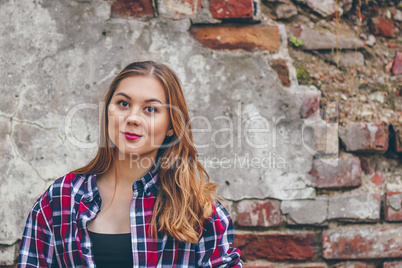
[18,168,242,268]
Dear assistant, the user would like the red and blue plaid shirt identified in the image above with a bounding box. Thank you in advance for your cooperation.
[18,168,242,267]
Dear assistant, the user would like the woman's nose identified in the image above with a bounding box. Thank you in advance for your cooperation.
[126,113,142,126]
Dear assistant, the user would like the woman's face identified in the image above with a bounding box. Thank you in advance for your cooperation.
[108,76,172,162]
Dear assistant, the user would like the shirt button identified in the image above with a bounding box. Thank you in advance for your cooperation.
[82,248,89,254]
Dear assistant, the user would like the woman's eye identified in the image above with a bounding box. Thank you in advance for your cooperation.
[118,100,129,108]
[145,106,157,113]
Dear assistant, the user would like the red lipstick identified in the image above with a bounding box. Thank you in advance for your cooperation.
[122,132,142,140]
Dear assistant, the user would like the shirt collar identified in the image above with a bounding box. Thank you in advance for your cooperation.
[83,162,160,202]
[82,174,100,204]
[133,162,159,197]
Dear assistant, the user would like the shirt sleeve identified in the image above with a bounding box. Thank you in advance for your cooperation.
[18,191,56,268]
[196,201,243,268]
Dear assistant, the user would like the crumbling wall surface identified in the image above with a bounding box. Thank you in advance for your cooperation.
[1,0,401,267]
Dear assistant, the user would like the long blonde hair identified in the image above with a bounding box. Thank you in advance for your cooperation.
[72,61,217,243]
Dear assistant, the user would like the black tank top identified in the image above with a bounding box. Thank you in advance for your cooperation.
[88,230,133,268]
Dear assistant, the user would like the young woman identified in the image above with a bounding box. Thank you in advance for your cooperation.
[18,61,242,267]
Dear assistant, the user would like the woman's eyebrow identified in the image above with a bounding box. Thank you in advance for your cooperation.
[115,92,163,104]
[115,92,132,100]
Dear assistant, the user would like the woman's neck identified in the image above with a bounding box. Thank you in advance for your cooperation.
[110,152,156,187]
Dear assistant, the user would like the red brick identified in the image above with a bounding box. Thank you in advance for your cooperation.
[339,123,389,153]
[189,25,280,53]
[383,261,402,268]
[371,172,385,186]
[392,52,402,76]
[111,0,154,18]
[210,0,253,19]
[270,59,290,88]
[370,17,398,38]
[385,192,402,222]
[236,199,282,227]
[233,232,317,261]
[332,262,377,268]
[311,157,361,189]
[322,226,402,259]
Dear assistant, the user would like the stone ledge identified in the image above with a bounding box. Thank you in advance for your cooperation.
[310,156,361,189]
[281,199,328,225]
[287,25,364,50]
[323,226,402,259]
[327,193,381,222]
[385,192,402,222]
[339,123,389,153]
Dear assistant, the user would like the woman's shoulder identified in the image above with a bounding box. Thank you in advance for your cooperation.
[35,173,96,207]
[205,199,233,227]
[25,173,97,229]
[50,172,95,193]
[52,172,94,188]
[199,199,235,241]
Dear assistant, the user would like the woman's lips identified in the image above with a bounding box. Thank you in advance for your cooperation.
[122,132,142,140]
